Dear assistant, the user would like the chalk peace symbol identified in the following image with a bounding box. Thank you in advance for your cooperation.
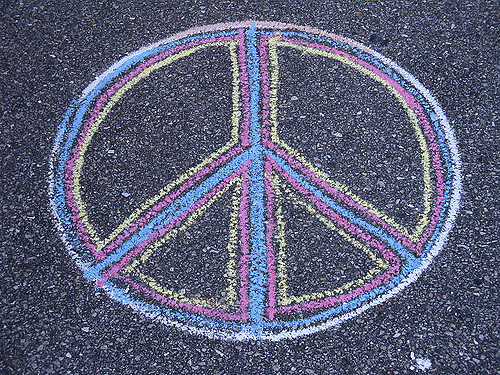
[49,21,462,341]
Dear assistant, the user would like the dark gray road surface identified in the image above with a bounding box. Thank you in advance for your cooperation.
[1,1,498,374]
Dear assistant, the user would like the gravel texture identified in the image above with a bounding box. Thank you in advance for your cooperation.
[1,1,498,374]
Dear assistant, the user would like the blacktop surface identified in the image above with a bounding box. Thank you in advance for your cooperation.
[1,1,498,374]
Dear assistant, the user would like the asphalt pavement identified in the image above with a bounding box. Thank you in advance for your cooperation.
[1,1,498,374]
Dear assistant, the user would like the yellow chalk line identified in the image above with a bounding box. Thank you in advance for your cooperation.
[123,176,241,309]
[224,180,243,308]
[269,40,433,243]
[71,41,241,251]
[271,173,388,306]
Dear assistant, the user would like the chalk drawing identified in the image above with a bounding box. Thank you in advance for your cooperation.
[48,21,462,341]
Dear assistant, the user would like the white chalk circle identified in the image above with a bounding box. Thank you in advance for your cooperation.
[49,21,462,341]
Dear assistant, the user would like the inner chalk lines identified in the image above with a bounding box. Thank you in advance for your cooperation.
[48,21,462,341]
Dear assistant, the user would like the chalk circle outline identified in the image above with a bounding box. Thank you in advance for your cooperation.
[49,21,462,341]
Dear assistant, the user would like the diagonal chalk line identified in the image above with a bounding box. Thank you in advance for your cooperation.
[263,148,418,265]
[83,150,253,281]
